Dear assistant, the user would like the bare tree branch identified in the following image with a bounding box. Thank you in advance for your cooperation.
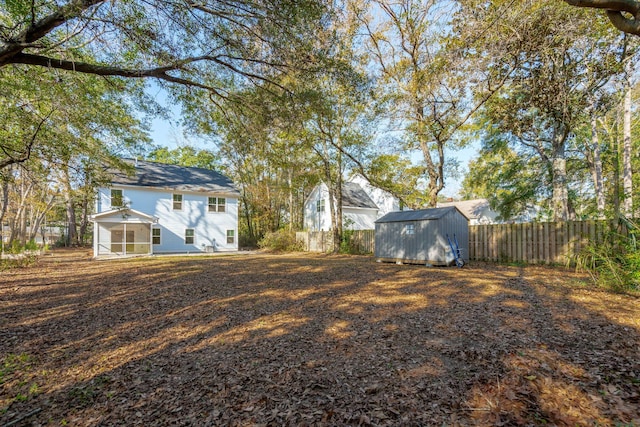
[564,0,640,35]
[0,109,54,169]
[1,0,319,97]
[0,0,105,64]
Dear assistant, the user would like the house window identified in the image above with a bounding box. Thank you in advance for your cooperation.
[316,199,325,212]
[405,224,415,235]
[152,228,161,245]
[226,230,235,244]
[208,197,226,212]
[111,189,123,208]
[173,194,182,210]
[185,229,194,244]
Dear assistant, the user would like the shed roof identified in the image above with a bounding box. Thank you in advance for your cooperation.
[109,159,240,195]
[342,182,378,209]
[375,206,465,223]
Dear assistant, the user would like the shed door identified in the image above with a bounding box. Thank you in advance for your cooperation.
[403,222,417,260]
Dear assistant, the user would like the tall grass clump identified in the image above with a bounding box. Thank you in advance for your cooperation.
[576,221,639,293]
[258,230,304,252]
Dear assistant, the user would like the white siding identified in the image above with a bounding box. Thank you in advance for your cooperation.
[304,183,379,231]
[303,184,332,231]
[96,186,238,253]
[343,207,377,230]
[349,175,401,217]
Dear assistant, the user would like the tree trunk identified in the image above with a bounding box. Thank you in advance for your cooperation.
[416,104,445,208]
[61,166,78,246]
[288,167,294,231]
[622,77,633,215]
[10,178,34,245]
[551,124,569,222]
[78,193,89,245]
[29,194,56,242]
[319,138,342,253]
[0,179,8,225]
[613,115,621,222]
[241,191,254,247]
[333,173,343,254]
[326,178,336,245]
[0,179,8,252]
[420,137,445,208]
[590,112,606,217]
[333,140,344,254]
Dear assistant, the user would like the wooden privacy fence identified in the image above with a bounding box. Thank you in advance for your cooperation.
[469,220,629,264]
[298,220,633,264]
[296,230,374,253]
[296,231,334,252]
[346,229,375,254]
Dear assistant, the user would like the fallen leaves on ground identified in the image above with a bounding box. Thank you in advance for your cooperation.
[1,249,639,426]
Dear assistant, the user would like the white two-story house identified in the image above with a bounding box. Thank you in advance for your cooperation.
[303,176,405,231]
[91,159,240,257]
[304,182,380,231]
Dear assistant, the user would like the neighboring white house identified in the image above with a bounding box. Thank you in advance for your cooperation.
[91,159,240,257]
[437,198,499,225]
[304,182,379,231]
[348,174,402,217]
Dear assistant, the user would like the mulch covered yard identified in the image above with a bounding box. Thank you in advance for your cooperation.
[1,249,639,426]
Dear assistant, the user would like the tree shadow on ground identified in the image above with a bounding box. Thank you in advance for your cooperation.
[0,250,639,426]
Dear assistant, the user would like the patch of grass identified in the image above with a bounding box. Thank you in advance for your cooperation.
[0,353,42,410]
[68,385,97,407]
[505,261,528,268]
[0,353,32,384]
[68,375,112,408]
[29,383,39,395]
[0,254,38,270]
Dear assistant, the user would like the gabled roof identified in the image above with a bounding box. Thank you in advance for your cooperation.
[375,206,465,223]
[91,208,157,223]
[342,182,378,209]
[437,198,493,221]
[109,159,240,195]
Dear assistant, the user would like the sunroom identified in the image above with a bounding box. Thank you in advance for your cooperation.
[91,209,158,257]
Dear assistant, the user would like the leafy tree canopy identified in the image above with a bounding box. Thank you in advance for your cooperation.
[0,0,327,96]
[147,146,220,170]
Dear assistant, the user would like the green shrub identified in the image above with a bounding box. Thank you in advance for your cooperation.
[340,229,363,254]
[258,230,303,252]
[576,230,639,293]
[8,240,23,254]
[24,240,39,251]
[0,255,38,271]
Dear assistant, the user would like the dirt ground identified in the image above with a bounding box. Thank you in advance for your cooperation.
[1,249,639,426]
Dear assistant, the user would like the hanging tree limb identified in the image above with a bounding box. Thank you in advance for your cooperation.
[0,110,54,169]
[564,0,640,35]
[0,0,319,93]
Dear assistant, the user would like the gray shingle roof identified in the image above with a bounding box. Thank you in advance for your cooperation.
[437,198,491,220]
[109,159,240,195]
[375,206,464,223]
[342,182,378,209]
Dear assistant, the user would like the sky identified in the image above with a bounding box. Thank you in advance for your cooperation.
[149,115,478,199]
[146,87,478,199]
